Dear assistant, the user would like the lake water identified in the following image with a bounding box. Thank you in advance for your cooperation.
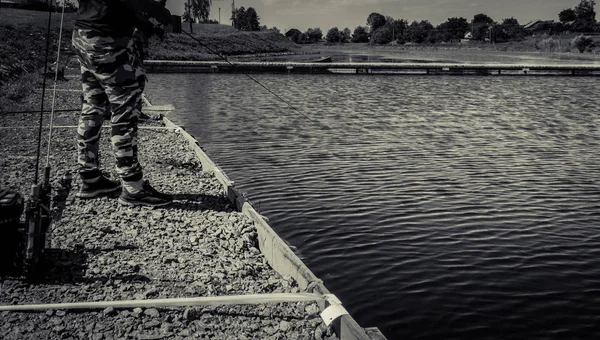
[147,73,600,339]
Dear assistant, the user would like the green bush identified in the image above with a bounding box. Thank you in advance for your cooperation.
[371,26,393,45]
[571,35,595,53]
[536,37,558,51]
[534,37,571,53]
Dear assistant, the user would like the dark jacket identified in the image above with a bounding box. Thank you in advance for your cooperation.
[75,0,171,37]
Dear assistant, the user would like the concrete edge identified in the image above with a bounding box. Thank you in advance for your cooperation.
[160,115,385,340]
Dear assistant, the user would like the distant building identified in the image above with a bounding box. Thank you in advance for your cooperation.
[523,20,554,34]
[460,31,472,43]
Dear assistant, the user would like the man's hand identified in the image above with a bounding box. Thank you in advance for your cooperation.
[154,25,166,40]
[154,5,172,26]
[122,0,172,26]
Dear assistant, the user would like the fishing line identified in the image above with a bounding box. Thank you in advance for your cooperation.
[33,5,55,184]
[45,3,67,167]
[0,109,81,115]
[180,29,317,124]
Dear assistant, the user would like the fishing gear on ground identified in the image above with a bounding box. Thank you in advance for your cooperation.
[0,4,72,282]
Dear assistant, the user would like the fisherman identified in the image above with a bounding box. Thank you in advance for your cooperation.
[72,0,173,206]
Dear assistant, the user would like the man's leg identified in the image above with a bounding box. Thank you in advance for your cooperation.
[73,29,121,198]
[100,37,172,206]
[77,67,105,184]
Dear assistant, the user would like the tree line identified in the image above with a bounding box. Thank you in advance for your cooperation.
[183,0,275,33]
[287,0,597,45]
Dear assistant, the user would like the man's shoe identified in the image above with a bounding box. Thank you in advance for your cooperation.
[118,181,173,207]
[76,176,121,199]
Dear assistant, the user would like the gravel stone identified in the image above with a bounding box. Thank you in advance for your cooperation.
[132,308,144,317]
[305,304,320,316]
[103,307,116,316]
[143,320,161,329]
[279,320,292,332]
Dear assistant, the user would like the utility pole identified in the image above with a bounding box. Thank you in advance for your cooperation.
[231,0,235,27]
[218,7,221,24]
[188,0,193,33]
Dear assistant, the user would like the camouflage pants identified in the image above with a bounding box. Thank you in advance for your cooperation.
[72,29,146,185]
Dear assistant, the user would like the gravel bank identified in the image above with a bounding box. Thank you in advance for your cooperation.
[0,70,337,339]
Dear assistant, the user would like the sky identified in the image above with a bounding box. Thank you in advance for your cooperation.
[165,0,582,32]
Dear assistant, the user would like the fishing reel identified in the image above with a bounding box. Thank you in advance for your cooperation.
[0,167,71,281]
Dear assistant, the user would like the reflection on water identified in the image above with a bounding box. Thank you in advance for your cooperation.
[147,74,600,339]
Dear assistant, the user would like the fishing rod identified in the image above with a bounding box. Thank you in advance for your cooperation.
[1,2,71,281]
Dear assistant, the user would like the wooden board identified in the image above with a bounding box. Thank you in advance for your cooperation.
[144,104,175,112]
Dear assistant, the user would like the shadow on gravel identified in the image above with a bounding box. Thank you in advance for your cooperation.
[85,244,139,254]
[210,310,308,321]
[79,274,152,284]
[42,248,88,283]
[169,193,233,212]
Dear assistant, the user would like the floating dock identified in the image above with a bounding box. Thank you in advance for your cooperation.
[145,60,600,76]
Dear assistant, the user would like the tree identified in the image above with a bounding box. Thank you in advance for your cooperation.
[297,33,309,44]
[493,18,525,42]
[232,6,246,30]
[341,28,352,43]
[244,7,260,31]
[559,8,577,22]
[183,7,193,23]
[571,34,596,52]
[473,13,495,25]
[385,18,408,42]
[305,28,323,42]
[436,17,469,42]
[371,25,393,44]
[575,0,596,22]
[471,13,495,40]
[405,20,434,43]
[232,6,260,31]
[56,0,77,12]
[351,26,369,43]
[367,12,386,32]
[326,27,341,43]
[188,0,212,23]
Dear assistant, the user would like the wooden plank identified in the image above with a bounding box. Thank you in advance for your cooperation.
[335,316,371,340]
[365,328,387,340]
[242,204,329,293]
[144,104,175,112]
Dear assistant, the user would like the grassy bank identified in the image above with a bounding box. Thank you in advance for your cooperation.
[148,28,297,61]
[0,9,76,110]
[0,8,296,110]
